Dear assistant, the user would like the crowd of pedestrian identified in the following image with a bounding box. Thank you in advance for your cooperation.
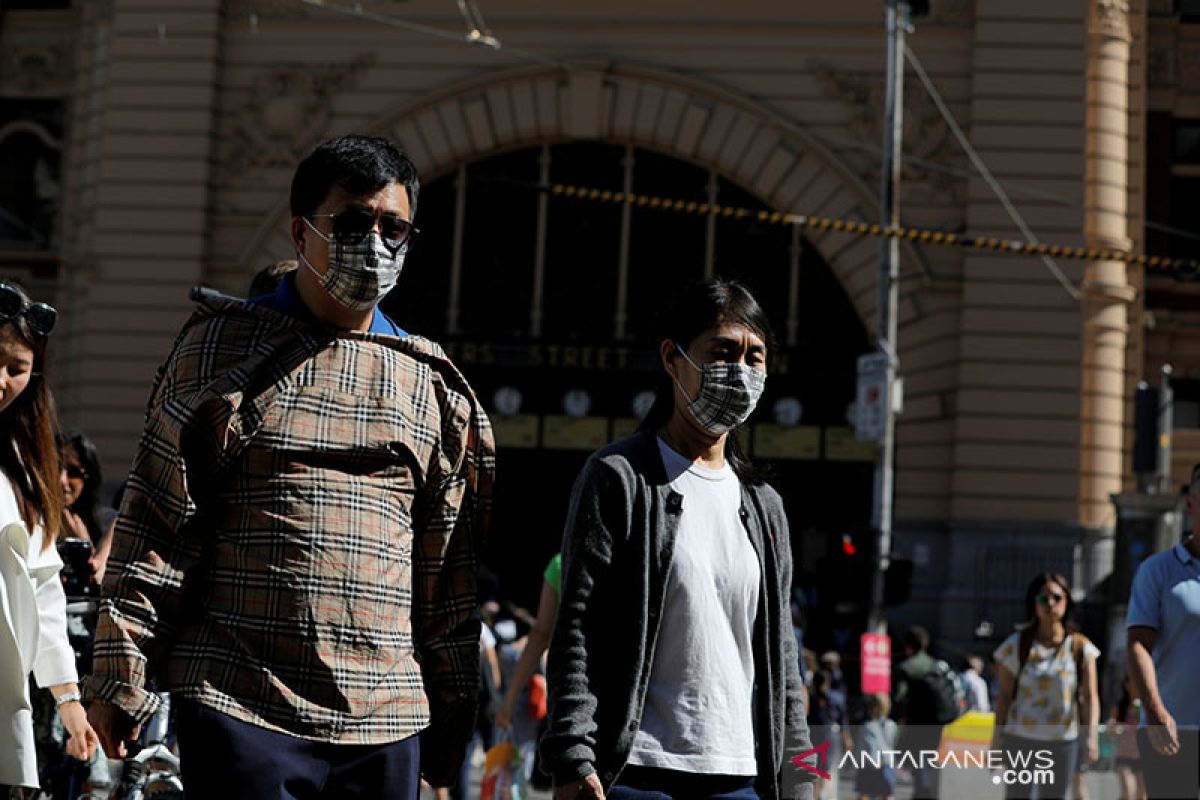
[2,132,1198,800]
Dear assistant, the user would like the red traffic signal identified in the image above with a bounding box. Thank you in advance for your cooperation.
[841,533,858,557]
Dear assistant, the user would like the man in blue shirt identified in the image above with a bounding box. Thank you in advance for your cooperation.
[1127,464,1200,799]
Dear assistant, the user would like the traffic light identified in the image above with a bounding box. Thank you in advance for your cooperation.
[884,558,914,607]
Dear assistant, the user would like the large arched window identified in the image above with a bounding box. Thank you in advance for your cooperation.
[385,142,874,614]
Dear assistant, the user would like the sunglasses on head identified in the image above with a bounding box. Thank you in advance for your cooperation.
[0,283,57,336]
[307,208,419,253]
[1036,591,1066,606]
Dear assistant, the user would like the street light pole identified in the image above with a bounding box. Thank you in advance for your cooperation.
[869,0,907,635]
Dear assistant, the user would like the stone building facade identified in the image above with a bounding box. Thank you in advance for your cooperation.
[2,0,1192,659]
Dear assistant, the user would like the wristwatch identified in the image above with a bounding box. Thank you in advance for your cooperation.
[55,691,82,707]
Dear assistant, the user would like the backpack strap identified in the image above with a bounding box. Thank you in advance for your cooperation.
[1072,633,1088,709]
[1011,626,1036,704]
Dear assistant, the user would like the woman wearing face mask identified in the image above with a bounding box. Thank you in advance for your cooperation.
[0,283,100,795]
[541,280,815,800]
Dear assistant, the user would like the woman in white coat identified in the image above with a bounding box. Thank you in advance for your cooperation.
[0,283,98,795]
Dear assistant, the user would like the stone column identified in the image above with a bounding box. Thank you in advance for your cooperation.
[1080,0,1136,527]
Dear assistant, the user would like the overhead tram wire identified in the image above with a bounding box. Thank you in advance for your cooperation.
[903,43,1080,301]
[293,0,564,67]
[279,5,1200,248]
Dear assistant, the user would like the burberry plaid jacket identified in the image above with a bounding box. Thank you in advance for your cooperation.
[84,296,494,781]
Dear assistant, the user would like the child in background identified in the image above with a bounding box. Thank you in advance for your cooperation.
[856,693,898,800]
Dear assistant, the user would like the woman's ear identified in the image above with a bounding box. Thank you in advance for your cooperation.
[659,339,679,382]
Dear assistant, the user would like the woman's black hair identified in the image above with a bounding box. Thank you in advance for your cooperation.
[637,278,775,486]
[289,134,420,219]
[1023,572,1078,633]
[0,281,63,548]
[59,428,106,544]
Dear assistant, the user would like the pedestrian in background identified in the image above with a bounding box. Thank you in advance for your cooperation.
[496,552,561,790]
[57,429,106,586]
[541,279,815,800]
[960,655,990,713]
[0,282,100,794]
[1107,676,1146,800]
[855,693,897,800]
[893,625,963,800]
[247,259,298,297]
[807,670,850,800]
[991,572,1100,800]
[1126,463,1200,800]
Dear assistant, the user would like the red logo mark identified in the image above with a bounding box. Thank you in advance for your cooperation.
[791,741,832,780]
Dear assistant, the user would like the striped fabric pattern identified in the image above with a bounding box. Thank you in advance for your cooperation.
[85,297,494,747]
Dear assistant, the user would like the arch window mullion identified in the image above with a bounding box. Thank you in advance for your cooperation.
[704,170,718,279]
[787,225,802,347]
[614,144,634,341]
[446,162,467,335]
[530,144,551,338]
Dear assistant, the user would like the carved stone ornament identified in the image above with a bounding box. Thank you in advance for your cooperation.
[2,45,66,94]
[1091,0,1132,41]
[810,61,964,202]
[220,54,375,181]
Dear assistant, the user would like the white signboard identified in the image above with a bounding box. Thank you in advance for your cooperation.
[855,352,889,442]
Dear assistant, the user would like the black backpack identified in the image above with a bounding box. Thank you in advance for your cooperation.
[912,658,968,725]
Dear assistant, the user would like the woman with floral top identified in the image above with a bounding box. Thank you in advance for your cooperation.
[991,572,1100,800]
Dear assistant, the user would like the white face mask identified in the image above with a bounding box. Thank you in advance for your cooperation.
[672,343,767,434]
[299,218,405,311]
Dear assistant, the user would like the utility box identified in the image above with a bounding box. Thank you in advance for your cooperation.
[1110,492,1182,604]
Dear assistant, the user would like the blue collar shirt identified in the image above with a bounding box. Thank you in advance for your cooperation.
[249,272,407,337]
[1127,539,1200,726]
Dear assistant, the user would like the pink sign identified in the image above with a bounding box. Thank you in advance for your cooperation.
[860,633,892,695]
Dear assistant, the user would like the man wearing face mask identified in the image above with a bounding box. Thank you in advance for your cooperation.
[542,280,815,800]
[85,135,495,800]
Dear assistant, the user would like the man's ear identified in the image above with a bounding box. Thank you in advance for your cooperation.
[289,217,307,253]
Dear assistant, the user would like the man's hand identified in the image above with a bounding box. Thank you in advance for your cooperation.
[1145,704,1180,756]
[87,700,142,758]
[554,773,604,800]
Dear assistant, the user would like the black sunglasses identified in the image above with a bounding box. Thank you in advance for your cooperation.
[65,465,88,480]
[0,283,56,336]
[1036,592,1066,606]
[308,209,419,252]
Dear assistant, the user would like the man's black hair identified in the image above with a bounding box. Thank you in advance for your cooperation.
[902,625,930,654]
[289,134,420,220]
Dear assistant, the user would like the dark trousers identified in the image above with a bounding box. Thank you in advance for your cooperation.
[1001,735,1078,800]
[175,700,420,800]
[1137,727,1200,800]
[608,765,760,800]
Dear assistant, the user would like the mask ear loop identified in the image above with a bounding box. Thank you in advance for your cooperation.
[298,218,331,279]
[669,341,703,405]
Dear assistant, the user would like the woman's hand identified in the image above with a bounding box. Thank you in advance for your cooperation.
[495,695,515,730]
[62,509,91,542]
[58,701,100,761]
[554,773,605,800]
[1086,729,1100,763]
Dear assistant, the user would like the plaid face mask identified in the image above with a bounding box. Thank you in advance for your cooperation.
[673,343,767,434]
[300,219,405,311]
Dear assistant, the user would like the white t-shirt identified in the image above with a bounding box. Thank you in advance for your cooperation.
[626,439,760,775]
[993,632,1100,741]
